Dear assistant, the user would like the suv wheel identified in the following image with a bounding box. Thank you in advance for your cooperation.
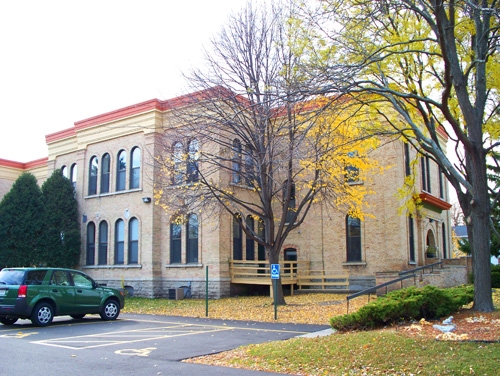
[100,299,120,321]
[31,302,54,327]
[0,316,18,325]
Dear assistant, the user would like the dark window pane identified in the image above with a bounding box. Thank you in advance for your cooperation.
[346,216,361,262]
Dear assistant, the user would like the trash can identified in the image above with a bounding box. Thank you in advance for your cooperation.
[180,285,192,299]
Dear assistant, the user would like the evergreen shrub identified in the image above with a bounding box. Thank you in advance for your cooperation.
[491,265,500,288]
[330,285,474,331]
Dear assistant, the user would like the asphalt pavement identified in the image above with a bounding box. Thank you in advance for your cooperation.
[0,313,331,375]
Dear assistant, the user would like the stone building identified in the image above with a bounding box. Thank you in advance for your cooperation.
[0,90,453,298]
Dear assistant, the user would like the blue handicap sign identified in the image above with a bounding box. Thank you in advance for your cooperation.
[271,264,280,279]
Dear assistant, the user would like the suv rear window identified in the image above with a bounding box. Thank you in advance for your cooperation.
[0,269,47,285]
[0,269,26,285]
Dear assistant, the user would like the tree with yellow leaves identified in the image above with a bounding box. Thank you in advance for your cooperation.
[154,1,380,304]
[302,0,500,311]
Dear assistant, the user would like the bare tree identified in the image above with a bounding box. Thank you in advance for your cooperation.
[154,1,378,304]
[450,203,465,227]
[304,0,500,311]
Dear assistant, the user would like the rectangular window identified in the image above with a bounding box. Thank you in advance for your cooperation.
[439,167,445,199]
[98,222,108,265]
[421,156,431,192]
[170,223,182,263]
[245,217,255,261]
[128,218,139,264]
[128,241,138,264]
[409,216,415,262]
[346,216,362,262]
[404,143,411,176]
[115,220,124,265]
[233,217,242,260]
[186,215,198,263]
[86,224,95,265]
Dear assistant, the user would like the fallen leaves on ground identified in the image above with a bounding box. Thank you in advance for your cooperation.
[124,293,368,325]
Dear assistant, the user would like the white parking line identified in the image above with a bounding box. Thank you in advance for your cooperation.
[31,322,234,350]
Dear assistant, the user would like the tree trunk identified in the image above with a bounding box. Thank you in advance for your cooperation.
[269,249,286,305]
[461,144,494,312]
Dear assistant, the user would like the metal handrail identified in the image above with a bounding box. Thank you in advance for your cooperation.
[345,261,444,313]
[398,261,443,276]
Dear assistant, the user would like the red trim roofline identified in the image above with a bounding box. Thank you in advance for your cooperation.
[45,86,232,145]
[46,127,76,144]
[0,157,48,170]
[73,98,166,131]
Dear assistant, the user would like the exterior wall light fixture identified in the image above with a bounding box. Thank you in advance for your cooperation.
[142,197,152,203]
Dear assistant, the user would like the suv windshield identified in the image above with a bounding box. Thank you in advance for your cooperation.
[0,269,26,285]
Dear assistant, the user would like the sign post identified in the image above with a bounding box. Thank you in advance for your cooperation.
[271,264,280,320]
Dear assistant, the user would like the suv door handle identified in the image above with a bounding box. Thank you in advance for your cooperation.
[52,289,58,293]
[77,289,83,293]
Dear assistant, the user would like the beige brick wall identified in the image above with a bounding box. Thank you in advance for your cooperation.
[0,100,454,299]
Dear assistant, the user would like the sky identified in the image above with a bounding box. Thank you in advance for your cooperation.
[0,0,250,162]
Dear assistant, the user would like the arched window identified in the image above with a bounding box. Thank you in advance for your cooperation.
[246,215,255,260]
[173,142,183,185]
[98,221,108,265]
[346,215,361,262]
[232,139,242,184]
[117,150,127,191]
[426,230,437,258]
[233,215,242,260]
[61,165,68,178]
[186,214,198,263]
[101,153,110,194]
[128,218,139,264]
[244,144,254,186]
[88,156,98,195]
[130,147,141,189]
[86,222,96,265]
[170,220,182,263]
[70,163,77,190]
[115,219,125,264]
[187,139,199,183]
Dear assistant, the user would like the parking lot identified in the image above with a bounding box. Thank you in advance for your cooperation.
[0,313,329,375]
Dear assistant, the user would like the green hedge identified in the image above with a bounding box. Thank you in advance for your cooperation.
[492,266,500,288]
[331,285,474,331]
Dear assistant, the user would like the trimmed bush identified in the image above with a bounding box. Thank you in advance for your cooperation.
[492,270,500,288]
[331,285,474,331]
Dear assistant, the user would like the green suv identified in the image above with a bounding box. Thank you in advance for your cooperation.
[0,267,125,326]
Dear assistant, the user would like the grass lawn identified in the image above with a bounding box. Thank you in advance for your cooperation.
[122,291,500,375]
